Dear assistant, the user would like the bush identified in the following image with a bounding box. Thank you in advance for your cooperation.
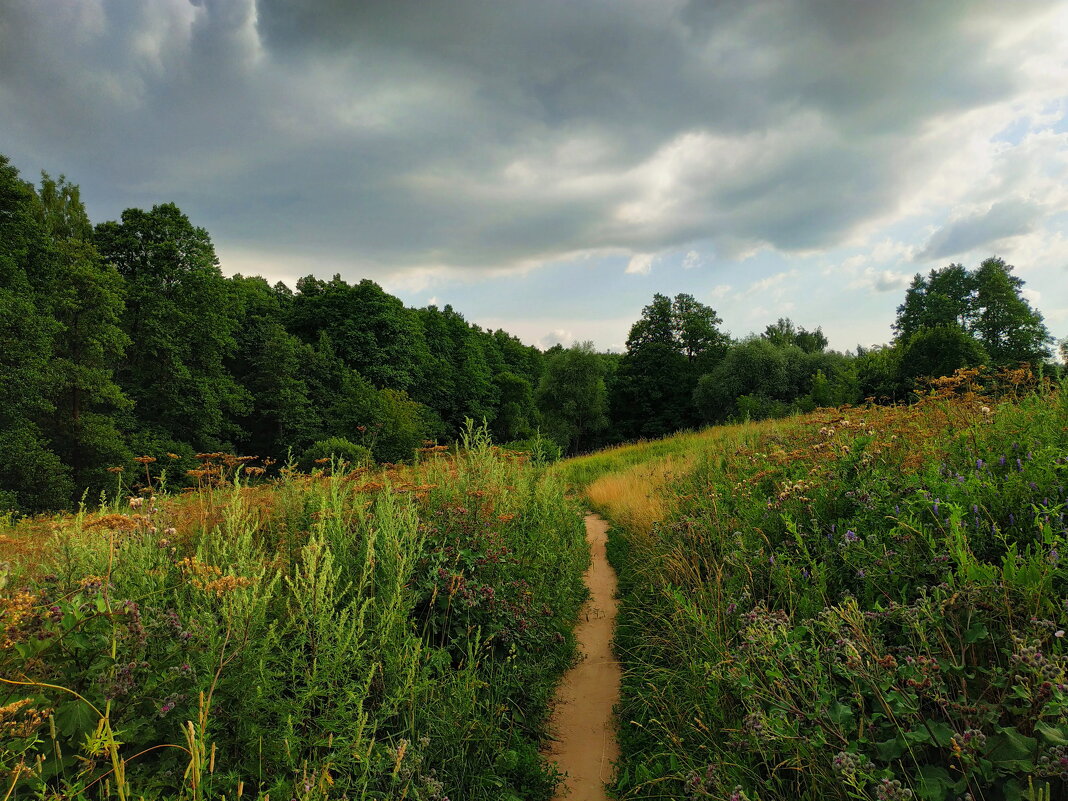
[299,436,373,470]
[504,432,563,464]
[0,425,74,513]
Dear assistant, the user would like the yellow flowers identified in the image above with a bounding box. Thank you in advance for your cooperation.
[176,556,254,596]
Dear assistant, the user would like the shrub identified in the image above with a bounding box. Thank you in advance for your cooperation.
[300,436,373,470]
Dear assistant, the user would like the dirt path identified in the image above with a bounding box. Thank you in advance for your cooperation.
[548,513,621,800]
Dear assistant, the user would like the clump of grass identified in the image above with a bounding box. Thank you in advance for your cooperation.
[579,373,1068,801]
[0,423,588,800]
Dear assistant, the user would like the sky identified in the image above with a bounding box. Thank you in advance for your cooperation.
[2,0,1067,353]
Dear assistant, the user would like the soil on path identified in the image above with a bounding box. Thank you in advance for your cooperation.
[548,513,621,801]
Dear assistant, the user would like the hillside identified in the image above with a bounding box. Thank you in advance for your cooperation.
[561,370,1068,801]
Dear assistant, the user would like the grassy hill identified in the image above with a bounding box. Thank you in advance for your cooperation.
[561,370,1068,801]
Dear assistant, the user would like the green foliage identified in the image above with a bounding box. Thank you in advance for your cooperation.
[29,174,132,499]
[537,342,610,454]
[0,156,77,511]
[900,325,989,385]
[613,293,729,438]
[894,259,1052,368]
[373,388,441,463]
[972,257,1052,366]
[492,371,538,442]
[299,437,373,470]
[594,382,1068,801]
[0,443,588,800]
[288,274,433,393]
[504,431,564,465]
[0,425,74,512]
[695,337,787,421]
[763,317,829,353]
[95,202,250,452]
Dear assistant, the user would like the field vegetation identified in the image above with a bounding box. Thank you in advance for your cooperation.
[0,427,588,800]
[562,370,1068,801]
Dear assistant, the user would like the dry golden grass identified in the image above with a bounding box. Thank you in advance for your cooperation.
[586,456,690,539]
[574,416,795,541]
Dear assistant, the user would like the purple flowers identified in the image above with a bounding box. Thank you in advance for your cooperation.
[843,530,859,544]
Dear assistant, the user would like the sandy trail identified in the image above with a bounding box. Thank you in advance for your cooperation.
[548,513,621,801]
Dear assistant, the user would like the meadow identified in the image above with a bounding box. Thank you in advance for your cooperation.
[0,426,589,800]
[562,370,1068,801]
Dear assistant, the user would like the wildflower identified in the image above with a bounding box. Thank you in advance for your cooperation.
[976,459,984,470]
[128,497,143,509]
[843,530,859,543]
[875,777,914,800]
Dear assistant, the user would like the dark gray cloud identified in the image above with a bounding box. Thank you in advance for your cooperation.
[919,199,1044,261]
[0,0,1064,279]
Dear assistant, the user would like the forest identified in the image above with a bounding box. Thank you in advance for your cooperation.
[1,152,1063,513]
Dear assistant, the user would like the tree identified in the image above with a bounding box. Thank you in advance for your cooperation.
[613,293,728,438]
[893,264,975,341]
[95,203,250,452]
[229,275,316,459]
[492,371,537,442]
[899,326,988,385]
[891,258,1050,370]
[762,318,828,353]
[694,338,787,422]
[288,275,431,393]
[373,389,441,463]
[30,174,131,496]
[971,257,1051,366]
[0,156,73,510]
[537,342,609,454]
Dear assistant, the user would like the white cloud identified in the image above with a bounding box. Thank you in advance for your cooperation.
[625,253,656,275]
[708,283,732,300]
[743,269,798,296]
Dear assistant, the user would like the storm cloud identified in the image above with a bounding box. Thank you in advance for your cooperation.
[1,0,1067,341]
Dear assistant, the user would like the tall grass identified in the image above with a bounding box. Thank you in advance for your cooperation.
[0,426,588,800]
[569,375,1068,801]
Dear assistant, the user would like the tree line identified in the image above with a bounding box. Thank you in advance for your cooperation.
[0,154,1062,511]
